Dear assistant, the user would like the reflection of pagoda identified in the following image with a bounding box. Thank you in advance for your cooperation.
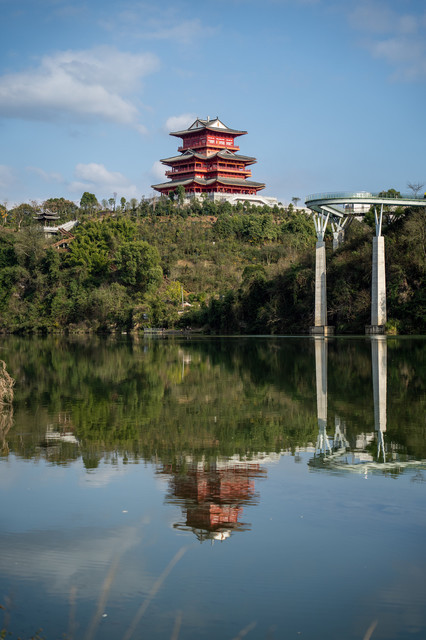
[160,457,266,542]
[152,117,269,203]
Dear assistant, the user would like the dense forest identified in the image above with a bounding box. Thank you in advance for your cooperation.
[0,193,424,334]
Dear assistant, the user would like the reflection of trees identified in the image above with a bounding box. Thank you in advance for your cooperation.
[0,335,424,467]
[0,405,13,456]
[1,336,318,465]
[160,456,266,541]
[0,359,14,456]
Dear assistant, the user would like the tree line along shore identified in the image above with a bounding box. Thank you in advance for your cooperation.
[0,193,424,335]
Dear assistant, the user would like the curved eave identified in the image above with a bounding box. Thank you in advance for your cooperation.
[209,178,265,189]
[170,126,247,138]
[160,150,257,165]
[151,178,205,190]
[152,177,265,191]
[216,151,256,164]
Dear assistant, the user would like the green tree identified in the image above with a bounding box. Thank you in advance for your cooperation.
[89,283,131,330]
[9,203,38,230]
[175,185,186,208]
[80,192,99,214]
[114,240,163,292]
[0,204,7,226]
[43,197,78,219]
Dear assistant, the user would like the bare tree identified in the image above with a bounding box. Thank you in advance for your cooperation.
[407,182,424,198]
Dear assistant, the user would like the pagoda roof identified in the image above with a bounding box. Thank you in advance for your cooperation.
[170,117,247,138]
[151,177,265,190]
[160,149,256,165]
[212,177,265,188]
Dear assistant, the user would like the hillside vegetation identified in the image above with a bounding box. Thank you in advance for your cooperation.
[0,196,424,334]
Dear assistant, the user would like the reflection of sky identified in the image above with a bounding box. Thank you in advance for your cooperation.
[0,457,161,533]
[1,451,426,639]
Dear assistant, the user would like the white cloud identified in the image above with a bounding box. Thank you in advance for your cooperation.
[27,166,64,183]
[0,46,159,131]
[68,163,140,199]
[100,9,216,46]
[369,36,426,81]
[141,19,216,45]
[164,113,196,133]
[348,3,426,81]
[0,165,15,190]
[150,160,166,182]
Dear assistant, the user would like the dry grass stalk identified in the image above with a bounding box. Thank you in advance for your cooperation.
[0,360,14,405]
[123,546,188,640]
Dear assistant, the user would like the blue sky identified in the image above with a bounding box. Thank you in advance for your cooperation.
[1,0,425,206]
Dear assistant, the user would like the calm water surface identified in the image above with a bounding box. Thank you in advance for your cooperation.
[0,335,425,640]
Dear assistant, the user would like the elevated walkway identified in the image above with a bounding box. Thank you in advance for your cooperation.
[306,191,426,213]
[304,191,426,334]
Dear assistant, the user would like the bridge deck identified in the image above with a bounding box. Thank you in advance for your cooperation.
[305,191,426,209]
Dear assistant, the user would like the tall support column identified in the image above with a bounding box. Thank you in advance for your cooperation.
[371,336,387,462]
[331,217,347,251]
[310,211,334,335]
[366,205,387,334]
[315,241,327,326]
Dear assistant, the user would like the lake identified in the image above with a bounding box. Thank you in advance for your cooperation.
[0,335,425,640]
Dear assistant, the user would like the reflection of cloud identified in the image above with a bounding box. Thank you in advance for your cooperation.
[0,525,146,599]
[81,461,134,488]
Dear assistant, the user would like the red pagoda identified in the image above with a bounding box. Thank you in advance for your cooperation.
[151,117,266,199]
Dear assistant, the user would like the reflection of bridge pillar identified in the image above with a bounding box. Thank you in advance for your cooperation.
[314,337,331,453]
[310,213,334,335]
[371,336,387,462]
[366,205,387,334]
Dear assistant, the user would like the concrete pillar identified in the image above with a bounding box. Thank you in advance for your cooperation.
[332,232,340,252]
[315,241,327,326]
[332,229,344,251]
[366,236,386,333]
[311,241,333,334]
[371,336,387,461]
[310,212,333,335]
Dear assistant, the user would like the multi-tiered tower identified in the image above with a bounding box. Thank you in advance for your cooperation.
[152,117,268,202]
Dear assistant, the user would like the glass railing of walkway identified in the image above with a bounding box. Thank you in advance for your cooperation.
[305,192,426,202]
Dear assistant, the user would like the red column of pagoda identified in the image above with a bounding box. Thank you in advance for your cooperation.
[151,117,265,198]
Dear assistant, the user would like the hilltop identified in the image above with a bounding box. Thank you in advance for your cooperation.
[0,197,424,334]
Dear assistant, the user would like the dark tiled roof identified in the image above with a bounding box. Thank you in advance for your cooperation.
[160,149,256,165]
[170,117,247,137]
[151,178,205,190]
[152,177,265,190]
